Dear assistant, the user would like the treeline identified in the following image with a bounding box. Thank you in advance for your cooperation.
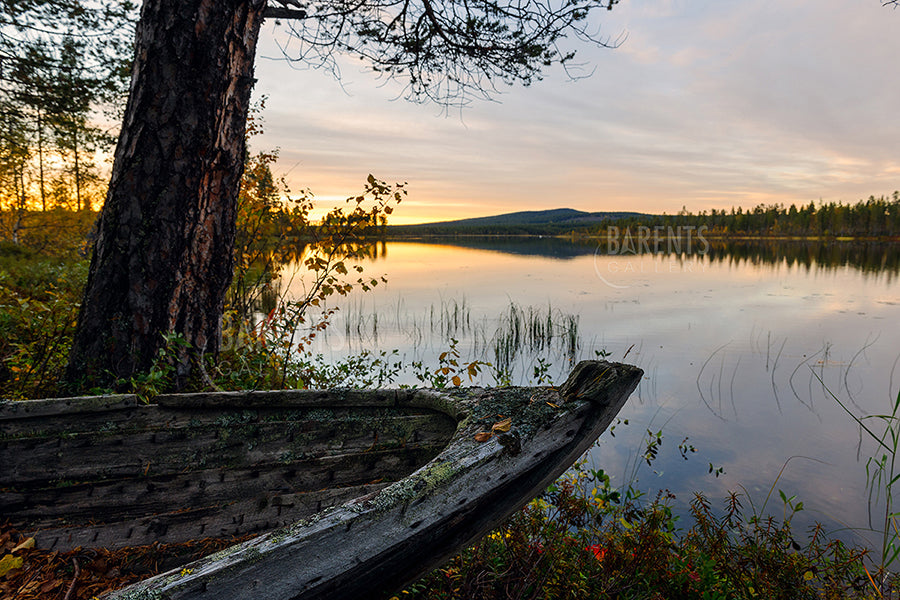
[0,2,136,241]
[611,193,900,238]
[390,194,900,239]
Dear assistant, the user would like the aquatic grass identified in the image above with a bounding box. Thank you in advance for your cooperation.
[819,370,900,591]
[335,298,583,386]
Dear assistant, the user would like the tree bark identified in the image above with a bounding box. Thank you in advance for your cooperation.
[66,0,267,388]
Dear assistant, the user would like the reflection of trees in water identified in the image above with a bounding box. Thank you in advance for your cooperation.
[389,237,900,279]
[399,236,597,259]
[701,241,900,280]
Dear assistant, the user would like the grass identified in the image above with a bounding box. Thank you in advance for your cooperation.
[820,371,900,596]
[337,297,583,386]
[0,248,88,400]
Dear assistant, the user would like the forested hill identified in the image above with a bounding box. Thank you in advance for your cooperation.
[390,208,646,235]
[389,193,900,238]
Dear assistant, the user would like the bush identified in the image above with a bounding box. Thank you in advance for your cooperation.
[0,257,87,399]
[396,465,882,600]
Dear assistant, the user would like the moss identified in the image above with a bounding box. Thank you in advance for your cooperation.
[108,588,164,600]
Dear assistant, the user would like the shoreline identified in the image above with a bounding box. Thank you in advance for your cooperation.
[384,232,900,243]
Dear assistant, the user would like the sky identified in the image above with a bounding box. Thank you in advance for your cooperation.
[249,0,900,225]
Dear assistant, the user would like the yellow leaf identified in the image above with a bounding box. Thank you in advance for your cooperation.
[492,417,512,433]
[0,554,23,577]
[474,431,493,443]
[803,570,814,581]
[451,375,462,386]
[546,401,560,409]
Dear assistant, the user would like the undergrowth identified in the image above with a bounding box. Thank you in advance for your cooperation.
[394,462,883,600]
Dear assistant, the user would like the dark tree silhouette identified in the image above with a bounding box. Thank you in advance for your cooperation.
[1,2,134,221]
[65,0,621,389]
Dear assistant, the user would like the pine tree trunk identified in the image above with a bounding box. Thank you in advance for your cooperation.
[37,108,46,211]
[72,124,80,211]
[66,0,267,388]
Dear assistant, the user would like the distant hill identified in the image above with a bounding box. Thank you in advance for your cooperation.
[390,208,646,235]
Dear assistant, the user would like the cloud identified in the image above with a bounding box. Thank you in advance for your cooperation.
[250,0,900,222]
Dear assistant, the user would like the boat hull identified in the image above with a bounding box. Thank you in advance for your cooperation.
[0,360,642,600]
[107,361,641,600]
[1,389,457,550]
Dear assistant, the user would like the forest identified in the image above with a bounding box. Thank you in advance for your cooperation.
[615,195,900,238]
[390,195,900,238]
[0,1,135,242]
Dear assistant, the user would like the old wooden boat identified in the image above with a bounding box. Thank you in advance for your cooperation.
[0,360,641,600]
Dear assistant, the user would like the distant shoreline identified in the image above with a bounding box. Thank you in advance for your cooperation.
[385,231,900,243]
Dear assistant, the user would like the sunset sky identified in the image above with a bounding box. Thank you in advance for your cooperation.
[249,0,900,225]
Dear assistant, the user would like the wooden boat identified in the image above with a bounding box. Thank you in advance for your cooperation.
[0,360,641,600]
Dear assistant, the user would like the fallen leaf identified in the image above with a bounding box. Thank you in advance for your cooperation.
[12,538,34,553]
[474,432,493,443]
[491,418,512,433]
[0,554,23,577]
[546,401,559,409]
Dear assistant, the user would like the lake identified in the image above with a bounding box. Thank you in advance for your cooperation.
[282,237,900,547]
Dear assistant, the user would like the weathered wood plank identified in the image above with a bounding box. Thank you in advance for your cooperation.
[1,400,447,439]
[5,445,443,528]
[30,482,390,550]
[153,388,419,409]
[2,392,459,552]
[3,412,454,483]
[107,361,642,600]
[0,395,141,421]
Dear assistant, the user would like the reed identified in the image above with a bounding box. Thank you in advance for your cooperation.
[336,298,583,385]
[820,370,900,592]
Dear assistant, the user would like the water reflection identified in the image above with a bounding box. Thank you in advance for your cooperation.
[703,240,900,281]
[279,237,900,551]
[385,236,900,280]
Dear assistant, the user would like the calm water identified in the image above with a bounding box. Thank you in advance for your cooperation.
[284,238,900,545]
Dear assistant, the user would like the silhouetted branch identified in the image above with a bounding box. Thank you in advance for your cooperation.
[269,0,623,106]
[264,7,308,19]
